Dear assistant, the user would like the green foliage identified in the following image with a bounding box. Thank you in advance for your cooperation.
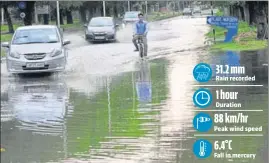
[215,9,224,16]
[0,34,13,42]
[147,12,181,22]
[210,40,268,51]
[206,20,268,51]
[1,49,6,57]
[206,21,256,39]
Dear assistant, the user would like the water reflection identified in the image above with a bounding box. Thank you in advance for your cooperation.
[1,78,69,163]
[211,51,241,78]
[210,49,268,83]
[135,61,152,103]
[1,49,267,163]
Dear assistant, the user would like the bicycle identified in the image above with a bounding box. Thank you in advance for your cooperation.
[135,34,147,59]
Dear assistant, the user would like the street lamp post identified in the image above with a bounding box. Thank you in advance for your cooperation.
[1,8,4,25]
[103,1,106,16]
[145,1,148,15]
[128,1,130,11]
[56,1,60,27]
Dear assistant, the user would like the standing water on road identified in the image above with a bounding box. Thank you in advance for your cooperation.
[1,49,267,163]
[0,10,268,163]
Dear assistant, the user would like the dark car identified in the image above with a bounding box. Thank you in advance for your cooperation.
[84,17,119,42]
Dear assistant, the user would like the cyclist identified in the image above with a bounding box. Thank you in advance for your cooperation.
[132,13,149,55]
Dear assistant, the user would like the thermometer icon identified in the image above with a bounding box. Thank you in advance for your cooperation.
[199,141,206,156]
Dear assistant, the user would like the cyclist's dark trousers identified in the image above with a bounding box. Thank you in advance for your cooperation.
[132,35,148,55]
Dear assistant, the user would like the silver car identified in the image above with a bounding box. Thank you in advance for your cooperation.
[84,17,119,42]
[123,11,140,24]
[183,8,192,15]
[1,25,70,74]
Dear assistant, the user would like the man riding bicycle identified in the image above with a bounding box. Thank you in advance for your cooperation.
[132,13,149,55]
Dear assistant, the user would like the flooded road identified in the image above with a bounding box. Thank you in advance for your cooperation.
[1,16,268,163]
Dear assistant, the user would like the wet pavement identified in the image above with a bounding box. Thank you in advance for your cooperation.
[1,16,268,163]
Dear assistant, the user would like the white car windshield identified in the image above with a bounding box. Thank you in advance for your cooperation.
[124,12,139,18]
[89,18,113,27]
[184,8,191,11]
[12,28,60,45]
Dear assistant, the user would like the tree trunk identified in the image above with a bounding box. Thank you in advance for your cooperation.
[239,6,244,21]
[256,2,268,39]
[60,9,64,25]
[87,8,93,21]
[79,6,87,23]
[43,14,49,24]
[243,3,250,24]
[3,5,14,33]
[248,1,256,25]
[66,9,73,24]
[24,1,35,26]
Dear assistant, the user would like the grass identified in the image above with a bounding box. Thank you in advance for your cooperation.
[49,19,83,30]
[210,40,267,51]
[206,10,268,51]
[1,34,13,42]
[147,12,182,22]
[1,49,6,57]
[0,23,22,33]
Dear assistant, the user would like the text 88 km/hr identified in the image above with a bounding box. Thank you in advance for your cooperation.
[214,113,248,124]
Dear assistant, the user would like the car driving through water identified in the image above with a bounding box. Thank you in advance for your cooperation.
[2,25,70,75]
[122,11,140,25]
[84,17,119,42]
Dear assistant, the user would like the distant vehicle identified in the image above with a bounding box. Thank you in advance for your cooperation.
[1,25,70,75]
[193,7,201,14]
[183,8,192,15]
[84,17,119,42]
[123,11,140,24]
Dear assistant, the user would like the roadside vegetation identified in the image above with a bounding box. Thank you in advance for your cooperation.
[207,21,267,51]
[206,2,268,51]
[147,12,182,21]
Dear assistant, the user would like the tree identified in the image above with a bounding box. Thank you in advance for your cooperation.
[17,1,36,25]
[0,1,15,33]
[60,1,83,24]
[221,1,268,39]
[35,1,50,25]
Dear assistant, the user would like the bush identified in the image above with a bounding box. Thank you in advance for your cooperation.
[215,9,224,16]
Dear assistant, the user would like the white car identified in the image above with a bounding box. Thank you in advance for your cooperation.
[1,25,70,74]
[123,11,140,24]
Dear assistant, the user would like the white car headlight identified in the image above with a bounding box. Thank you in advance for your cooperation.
[50,49,63,57]
[9,52,20,59]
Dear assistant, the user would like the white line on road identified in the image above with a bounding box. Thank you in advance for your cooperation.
[194,134,263,137]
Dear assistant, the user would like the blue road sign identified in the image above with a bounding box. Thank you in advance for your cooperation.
[207,16,239,42]
[193,139,212,159]
[18,2,26,10]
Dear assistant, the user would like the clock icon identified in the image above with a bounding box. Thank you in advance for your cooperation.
[193,89,212,108]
